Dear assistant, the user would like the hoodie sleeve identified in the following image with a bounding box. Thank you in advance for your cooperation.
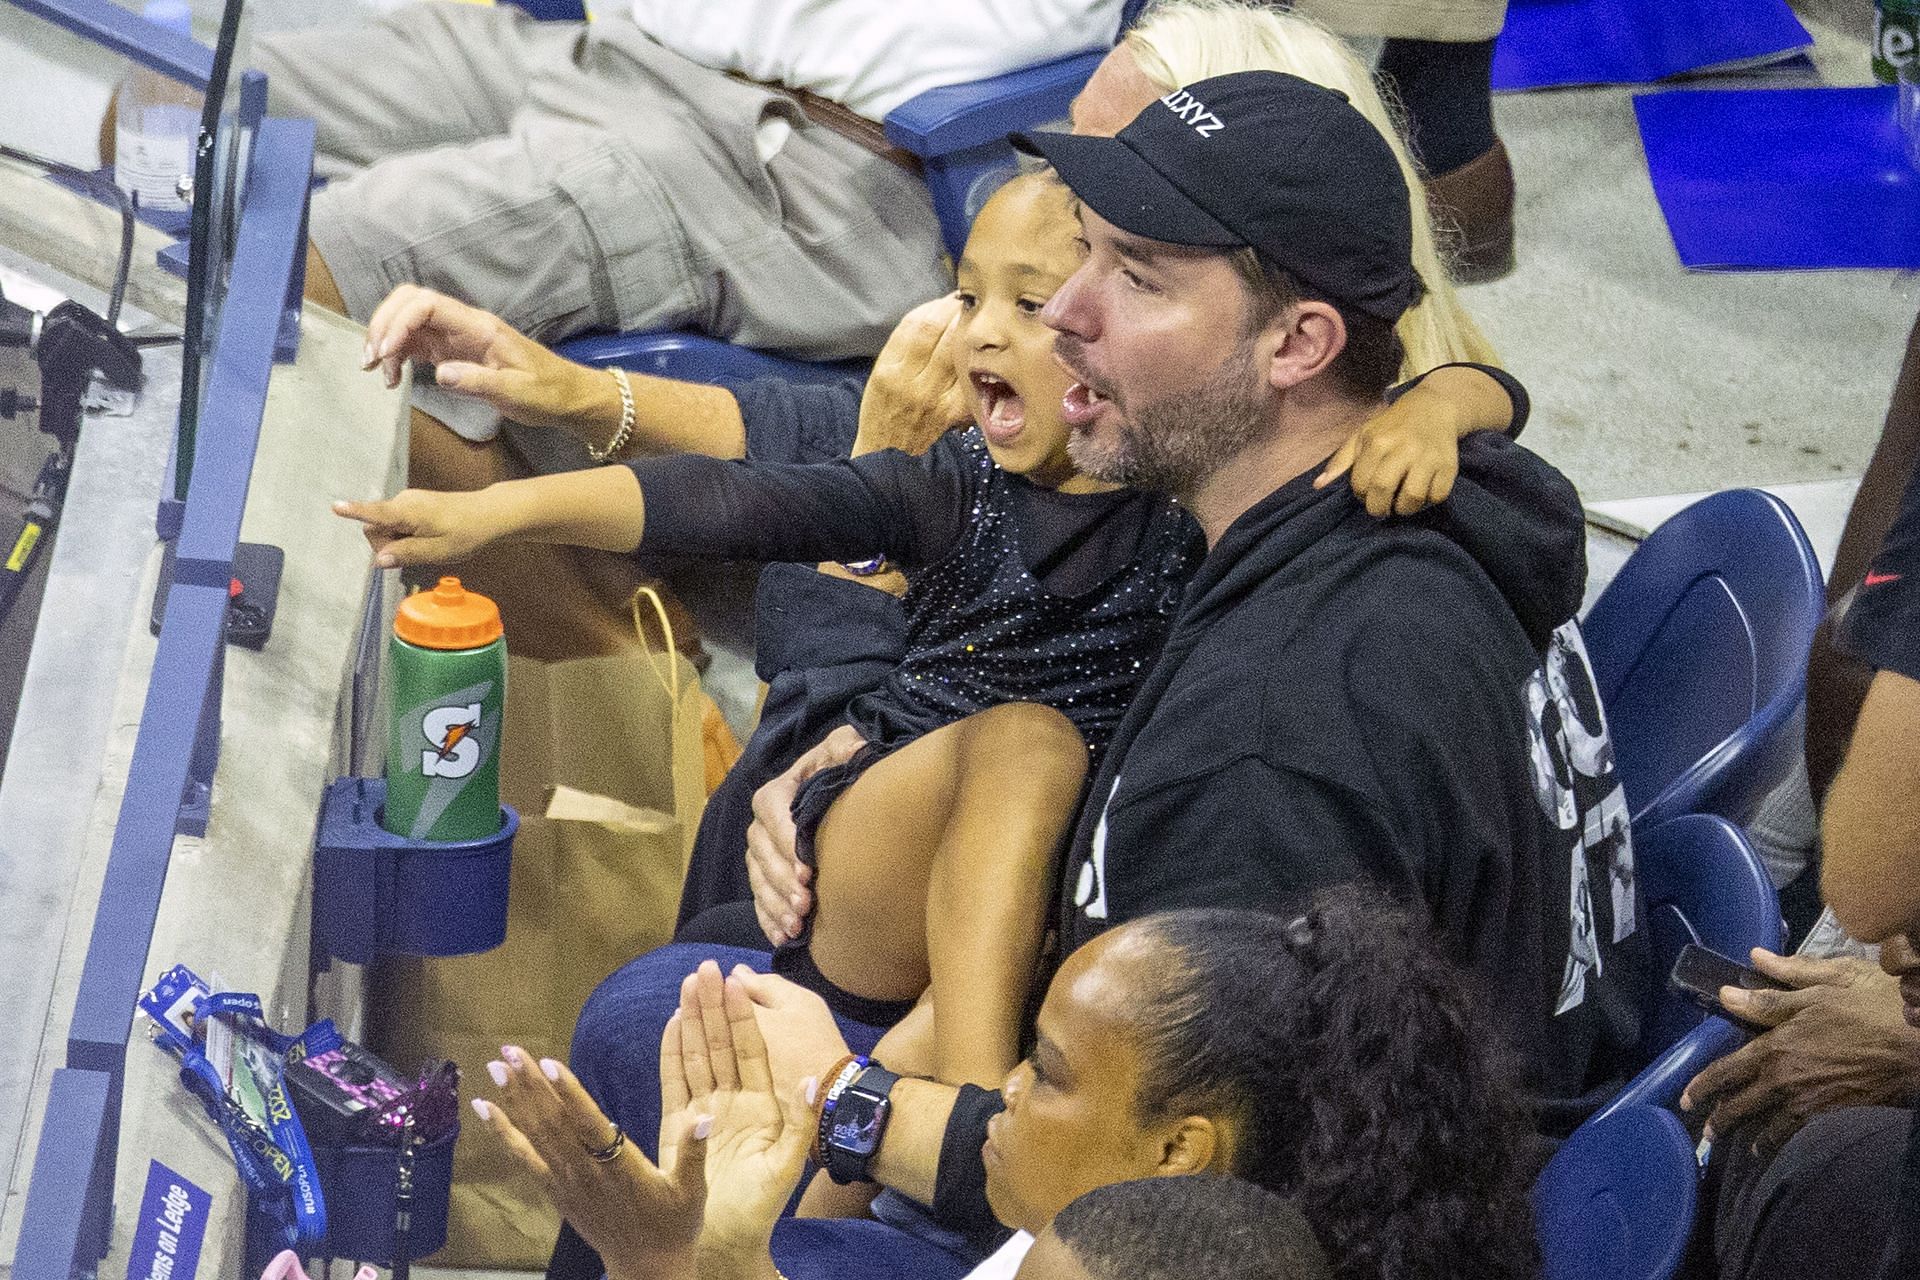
[734,376,865,464]
[1425,433,1586,650]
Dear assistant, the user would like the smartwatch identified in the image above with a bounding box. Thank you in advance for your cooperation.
[822,1063,901,1184]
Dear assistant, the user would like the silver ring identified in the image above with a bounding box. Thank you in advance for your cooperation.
[585,1124,625,1163]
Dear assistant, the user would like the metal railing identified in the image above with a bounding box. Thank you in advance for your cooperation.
[3,2,313,1274]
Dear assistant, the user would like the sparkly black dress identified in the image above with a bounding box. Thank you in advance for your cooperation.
[631,426,1202,1004]
[841,428,1200,760]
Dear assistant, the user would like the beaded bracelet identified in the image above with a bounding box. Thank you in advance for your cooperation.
[811,1053,869,1165]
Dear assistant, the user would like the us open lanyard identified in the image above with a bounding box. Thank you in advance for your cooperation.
[147,987,332,1248]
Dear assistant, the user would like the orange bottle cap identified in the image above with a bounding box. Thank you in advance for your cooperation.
[394,577,503,650]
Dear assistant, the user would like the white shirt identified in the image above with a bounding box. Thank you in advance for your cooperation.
[965,1230,1036,1280]
[627,0,1124,119]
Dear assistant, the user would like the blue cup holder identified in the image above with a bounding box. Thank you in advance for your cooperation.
[312,776,517,964]
[243,1126,457,1269]
[315,1125,457,1263]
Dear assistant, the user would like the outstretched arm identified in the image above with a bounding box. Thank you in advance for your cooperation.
[363,284,748,459]
[1317,362,1526,517]
[333,466,646,568]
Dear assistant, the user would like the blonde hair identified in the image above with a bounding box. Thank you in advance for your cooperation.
[1123,0,1500,373]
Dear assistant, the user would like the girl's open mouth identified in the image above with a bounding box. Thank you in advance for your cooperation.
[972,370,1028,446]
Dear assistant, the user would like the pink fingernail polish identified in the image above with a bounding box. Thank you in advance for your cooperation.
[488,1061,508,1088]
[472,1098,492,1120]
[694,1115,714,1141]
[540,1058,561,1081]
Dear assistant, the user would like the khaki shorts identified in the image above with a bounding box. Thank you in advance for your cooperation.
[256,3,950,442]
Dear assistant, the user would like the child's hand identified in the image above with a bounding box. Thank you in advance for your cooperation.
[853,295,972,457]
[332,488,504,569]
[1316,392,1461,518]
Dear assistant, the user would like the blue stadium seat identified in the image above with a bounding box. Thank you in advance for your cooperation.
[1582,489,1823,830]
[498,0,1152,384]
[1588,814,1782,1128]
[501,0,586,20]
[1533,1104,1700,1280]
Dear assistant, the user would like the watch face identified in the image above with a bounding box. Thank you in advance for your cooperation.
[828,1090,891,1157]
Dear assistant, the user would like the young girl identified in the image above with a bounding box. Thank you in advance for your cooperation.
[339,173,1520,1089]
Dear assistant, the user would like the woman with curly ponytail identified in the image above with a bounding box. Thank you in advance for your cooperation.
[1131,894,1540,1280]
[505,889,1540,1280]
[981,891,1540,1280]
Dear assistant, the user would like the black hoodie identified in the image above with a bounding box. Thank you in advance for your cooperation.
[1058,431,1650,1122]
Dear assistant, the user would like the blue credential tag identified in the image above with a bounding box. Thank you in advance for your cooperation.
[126,1161,211,1280]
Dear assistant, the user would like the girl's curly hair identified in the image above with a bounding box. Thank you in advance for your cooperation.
[1129,891,1542,1280]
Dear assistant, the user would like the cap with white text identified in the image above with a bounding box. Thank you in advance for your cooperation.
[1011,70,1418,322]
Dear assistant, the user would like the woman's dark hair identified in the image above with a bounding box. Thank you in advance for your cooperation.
[1050,1176,1333,1280]
[1128,890,1541,1280]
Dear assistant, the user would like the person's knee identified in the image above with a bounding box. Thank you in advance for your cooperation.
[960,702,1088,789]
[572,943,706,1095]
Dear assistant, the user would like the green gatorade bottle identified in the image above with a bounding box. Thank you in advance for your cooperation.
[384,576,506,842]
[1876,0,1920,82]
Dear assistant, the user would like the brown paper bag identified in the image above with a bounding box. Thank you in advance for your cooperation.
[370,589,707,1267]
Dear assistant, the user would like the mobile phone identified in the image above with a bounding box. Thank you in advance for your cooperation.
[1669,943,1789,1028]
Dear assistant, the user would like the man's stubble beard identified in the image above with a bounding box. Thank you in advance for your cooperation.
[1064,333,1273,499]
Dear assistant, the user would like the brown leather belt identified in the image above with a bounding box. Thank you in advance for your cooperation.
[741,76,925,176]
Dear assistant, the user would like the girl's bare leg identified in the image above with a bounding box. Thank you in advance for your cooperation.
[805,702,1088,1087]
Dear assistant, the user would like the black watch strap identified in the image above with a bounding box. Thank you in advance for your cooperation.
[823,1064,901,1184]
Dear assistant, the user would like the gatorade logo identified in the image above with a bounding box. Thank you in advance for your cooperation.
[421,703,483,779]
[1880,11,1916,69]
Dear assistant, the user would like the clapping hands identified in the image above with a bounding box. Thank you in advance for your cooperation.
[475,961,820,1280]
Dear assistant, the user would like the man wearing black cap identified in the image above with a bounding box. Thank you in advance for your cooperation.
[1012,69,1645,1115]
[693,73,1648,1253]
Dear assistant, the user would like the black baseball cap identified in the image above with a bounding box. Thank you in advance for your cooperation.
[1012,70,1418,322]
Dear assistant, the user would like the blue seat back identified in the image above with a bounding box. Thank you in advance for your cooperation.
[500,0,586,20]
[1533,1104,1699,1280]
[560,329,867,387]
[1631,814,1783,1060]
[1581,489,1822,828]
[1585,815,1781,1128]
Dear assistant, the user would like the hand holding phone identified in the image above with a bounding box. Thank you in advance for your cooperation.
[1670,943,1791,1031]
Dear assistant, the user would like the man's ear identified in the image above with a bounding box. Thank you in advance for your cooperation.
[1154,1115,1223,1177]
[1265,299,1347,392]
